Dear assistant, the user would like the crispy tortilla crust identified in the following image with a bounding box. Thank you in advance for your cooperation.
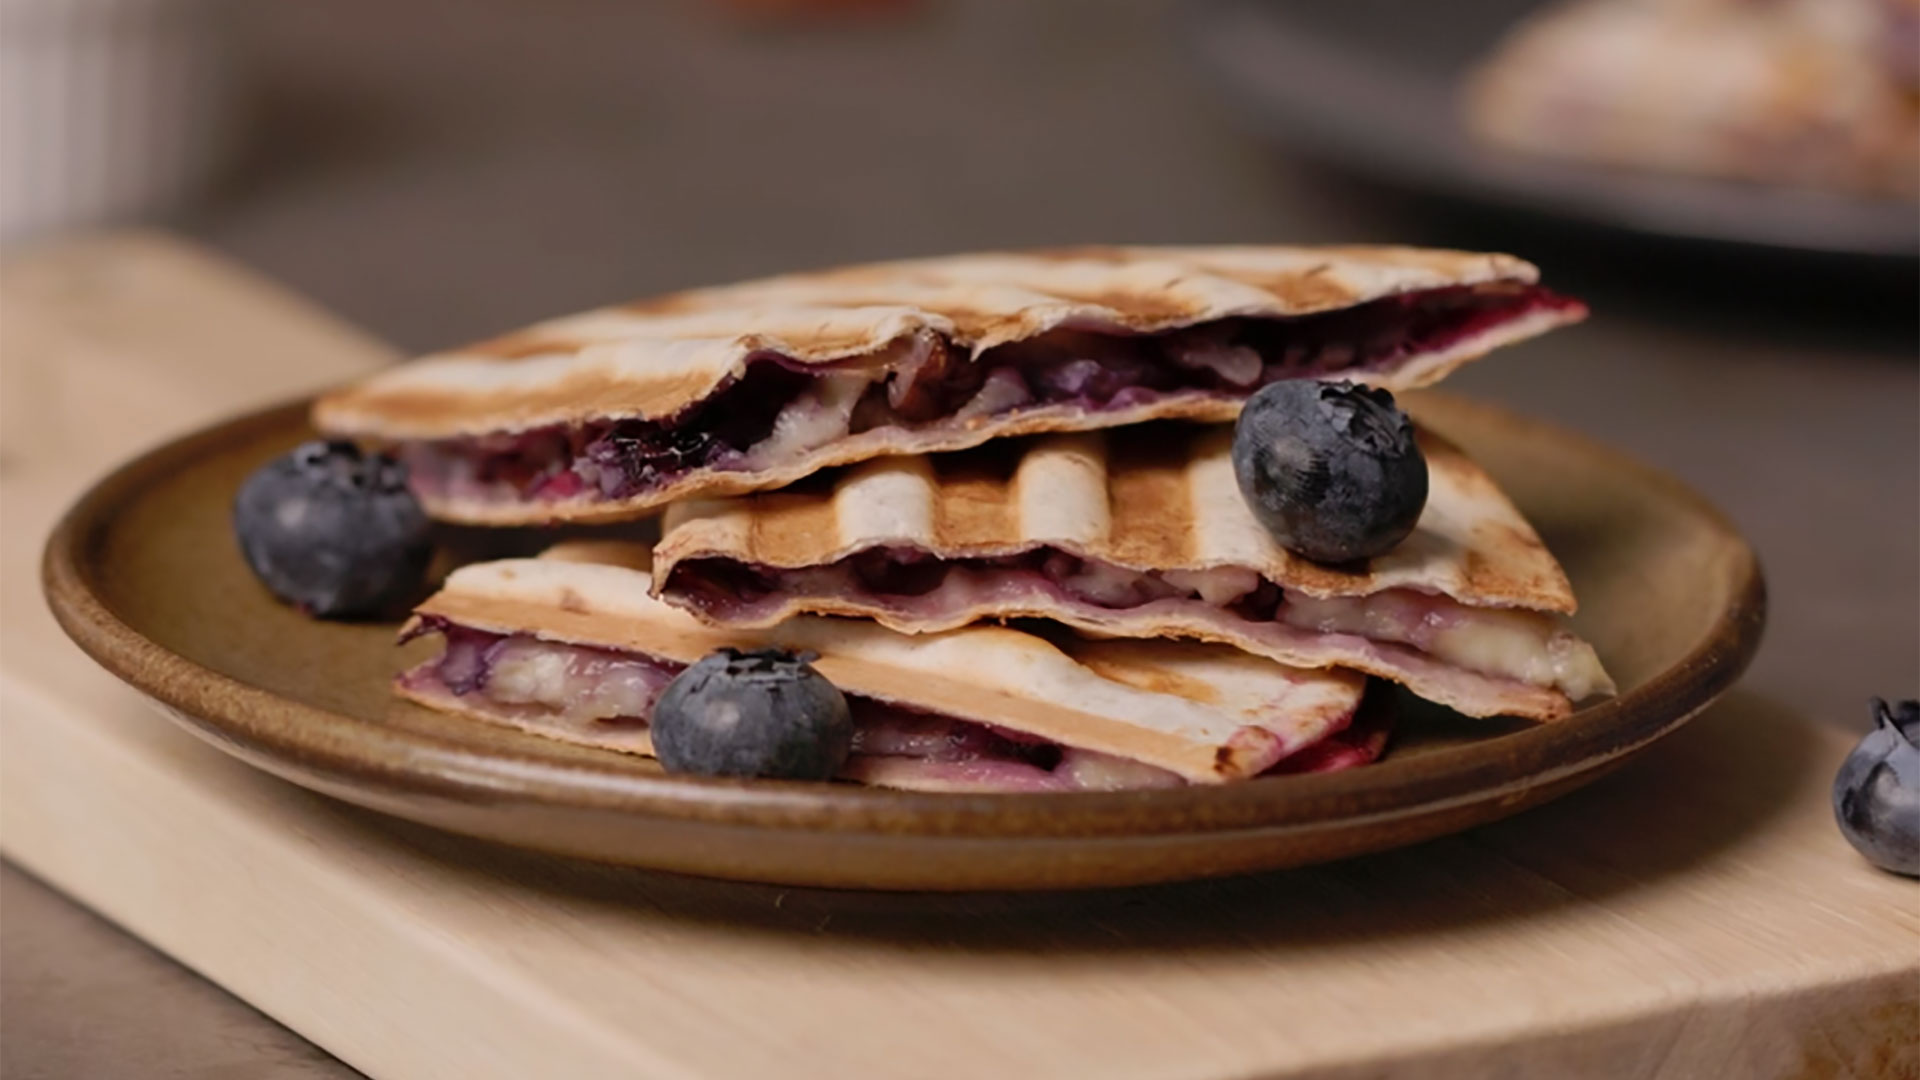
[396,676,659,757]
[396,303,1577,525]
[654,425,1577,613]
[314,245,1576,443]
[648,591,1574,722]
[647,424,1597,721]
[402,544,1367,783]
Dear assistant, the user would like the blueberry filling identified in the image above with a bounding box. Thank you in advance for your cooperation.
[402,284,1574,506]
[672,549,1285,620]
[398,617,1399,789]
[397,619,1181,790]
[660,546,1612,702]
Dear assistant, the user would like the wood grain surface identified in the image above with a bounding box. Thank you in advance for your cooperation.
[4,235,1917,1079]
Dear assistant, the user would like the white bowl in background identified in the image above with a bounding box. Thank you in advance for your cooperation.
[0,0,238,246]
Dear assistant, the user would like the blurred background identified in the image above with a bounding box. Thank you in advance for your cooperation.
[2,2,1915,1073]
[3,0,1914,337]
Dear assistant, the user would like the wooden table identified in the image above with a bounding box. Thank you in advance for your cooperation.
[4,2,1917,1076]
[5,232,1917,1079]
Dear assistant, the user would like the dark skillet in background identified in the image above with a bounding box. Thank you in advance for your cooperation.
[1183,0,1917,265]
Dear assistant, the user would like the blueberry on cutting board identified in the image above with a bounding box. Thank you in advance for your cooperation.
[232,440,432,618]
[1232,380,1428,564]
[652,648,853,781]
[1833,698,1920,877]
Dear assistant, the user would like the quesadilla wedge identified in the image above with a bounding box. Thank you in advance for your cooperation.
[1463,0,1919,198]
[316,246,1585,525]
[396,541,1382,792]
[652,426,1614,722]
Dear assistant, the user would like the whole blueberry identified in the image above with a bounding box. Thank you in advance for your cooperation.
[1833,698,1920,877]
[232,440,432,618]
[652,648,852,781]
[1231,380,1428,564]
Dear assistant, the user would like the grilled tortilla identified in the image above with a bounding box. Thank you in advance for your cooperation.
[653,426,1613,722]
[317,246,1585,524]
[396,541,1378,791]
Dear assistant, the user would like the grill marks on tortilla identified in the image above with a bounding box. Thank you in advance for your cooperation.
[821,431,1196,562]
[1067,640,1225,705]
[409,547,1371,782]
[653,423,1580,615]
[748,495,842,563]
[929,455,1019,551]
[315,246,1562,441]
[465,332,578,361]
[1105,431,1199,567]
[354,367,724,433]
[1025,284,1217,327]
[1234,267,1359,312]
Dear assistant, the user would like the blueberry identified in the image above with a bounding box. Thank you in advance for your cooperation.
[1231,380,1428,564]
[651,648,852,781]
[232,440,432,618]
[1833,698,1920,877]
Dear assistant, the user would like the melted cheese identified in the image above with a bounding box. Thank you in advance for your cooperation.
[1282,592,1612,701]
[744,373,874,465]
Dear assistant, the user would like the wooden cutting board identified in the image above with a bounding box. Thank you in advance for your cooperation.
[2,233,1915,1080]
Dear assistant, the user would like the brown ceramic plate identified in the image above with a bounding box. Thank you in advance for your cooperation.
[43,392,1763,891]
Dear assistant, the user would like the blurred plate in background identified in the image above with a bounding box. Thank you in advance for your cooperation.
[1185,0,1917,261]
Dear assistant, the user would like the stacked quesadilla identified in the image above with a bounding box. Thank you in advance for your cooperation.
[651,427,1610,722]
[315,246,1584,524]
[335,245,1611,792]
[398,542,1385,791]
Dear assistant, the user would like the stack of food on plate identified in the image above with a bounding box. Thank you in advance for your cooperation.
[234,247,1615,792]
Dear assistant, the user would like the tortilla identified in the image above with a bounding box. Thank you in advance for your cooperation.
[397,541,1372,788]
[652,427,1612,721]
[316,245,1584,524]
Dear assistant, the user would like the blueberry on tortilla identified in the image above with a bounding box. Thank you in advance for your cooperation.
[1232,380,1428,564]
[652,648,852,781]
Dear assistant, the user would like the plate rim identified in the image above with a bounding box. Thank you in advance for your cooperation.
[41,393,1767,841]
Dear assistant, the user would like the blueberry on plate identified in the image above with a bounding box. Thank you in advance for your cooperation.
[652,648,852,781]
[1231,380,1428,564]
[1833,698,1920,877]
[232,440,432,618]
